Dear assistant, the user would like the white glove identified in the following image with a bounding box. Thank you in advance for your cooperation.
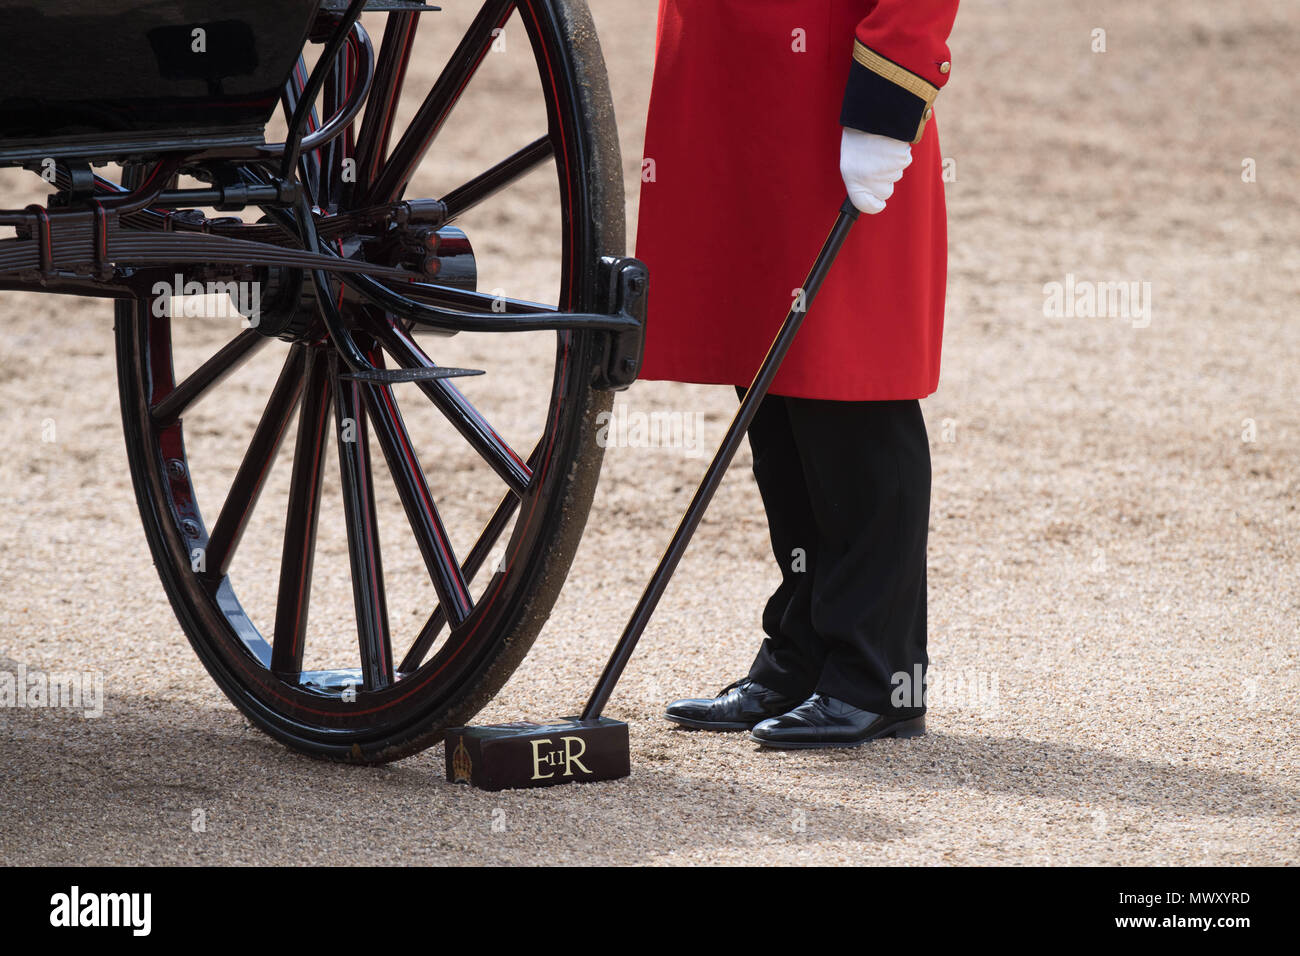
[840,127,913,214]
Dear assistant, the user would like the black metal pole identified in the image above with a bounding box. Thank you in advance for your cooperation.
[582,197,861,720]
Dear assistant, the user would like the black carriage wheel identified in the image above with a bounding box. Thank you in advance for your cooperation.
[113,0,624,763]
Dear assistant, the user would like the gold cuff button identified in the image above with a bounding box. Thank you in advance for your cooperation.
[923,108,933,120]
[939,61,951,74]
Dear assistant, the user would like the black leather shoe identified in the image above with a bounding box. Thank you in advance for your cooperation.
[750,694,925,748]
[664,678,804,731]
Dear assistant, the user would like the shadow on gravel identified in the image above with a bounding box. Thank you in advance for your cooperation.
[1,691,909,864]
[6,692,1295,867]
[772,731,1296,818]
[4,682,1293,864]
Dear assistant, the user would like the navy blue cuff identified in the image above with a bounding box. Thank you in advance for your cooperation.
[839,43,938,144]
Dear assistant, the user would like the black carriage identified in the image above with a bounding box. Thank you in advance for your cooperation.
[0,0,645,762]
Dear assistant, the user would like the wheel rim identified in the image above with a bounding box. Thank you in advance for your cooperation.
[114,1,619,755]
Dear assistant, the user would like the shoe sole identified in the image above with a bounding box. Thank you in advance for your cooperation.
[663,713,755,731]
[749,716,926,749]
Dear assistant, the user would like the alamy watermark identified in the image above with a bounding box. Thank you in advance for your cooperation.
[1043,273,1152,329]
[50,886,150,936]
[150,273,262,327]
[1,662,103,717]
[595,404,706,458]
[892,663,999,715]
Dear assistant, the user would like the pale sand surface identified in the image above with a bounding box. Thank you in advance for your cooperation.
[0,1,1296,865]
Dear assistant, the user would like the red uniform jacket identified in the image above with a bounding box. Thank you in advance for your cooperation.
[635,0,959,400]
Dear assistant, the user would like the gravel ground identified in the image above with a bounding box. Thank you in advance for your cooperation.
[1,0,1296,865]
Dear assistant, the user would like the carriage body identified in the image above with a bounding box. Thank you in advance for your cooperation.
[0,0,320,166]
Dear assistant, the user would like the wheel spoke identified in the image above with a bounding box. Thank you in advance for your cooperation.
[351,11,421,200]
[330,353,394,690]
[397,448,536,674]
[375,321,532,495]
[271,348,332,679]
[203,347,307,580]
[367,0,515,204]
[440,136,554,222]
[151,329,269,427]
[361,370,473,630]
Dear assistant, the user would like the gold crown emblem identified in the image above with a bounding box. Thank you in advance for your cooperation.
[451,739,473,783]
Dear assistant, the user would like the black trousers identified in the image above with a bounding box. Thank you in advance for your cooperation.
[738,387,931,715]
